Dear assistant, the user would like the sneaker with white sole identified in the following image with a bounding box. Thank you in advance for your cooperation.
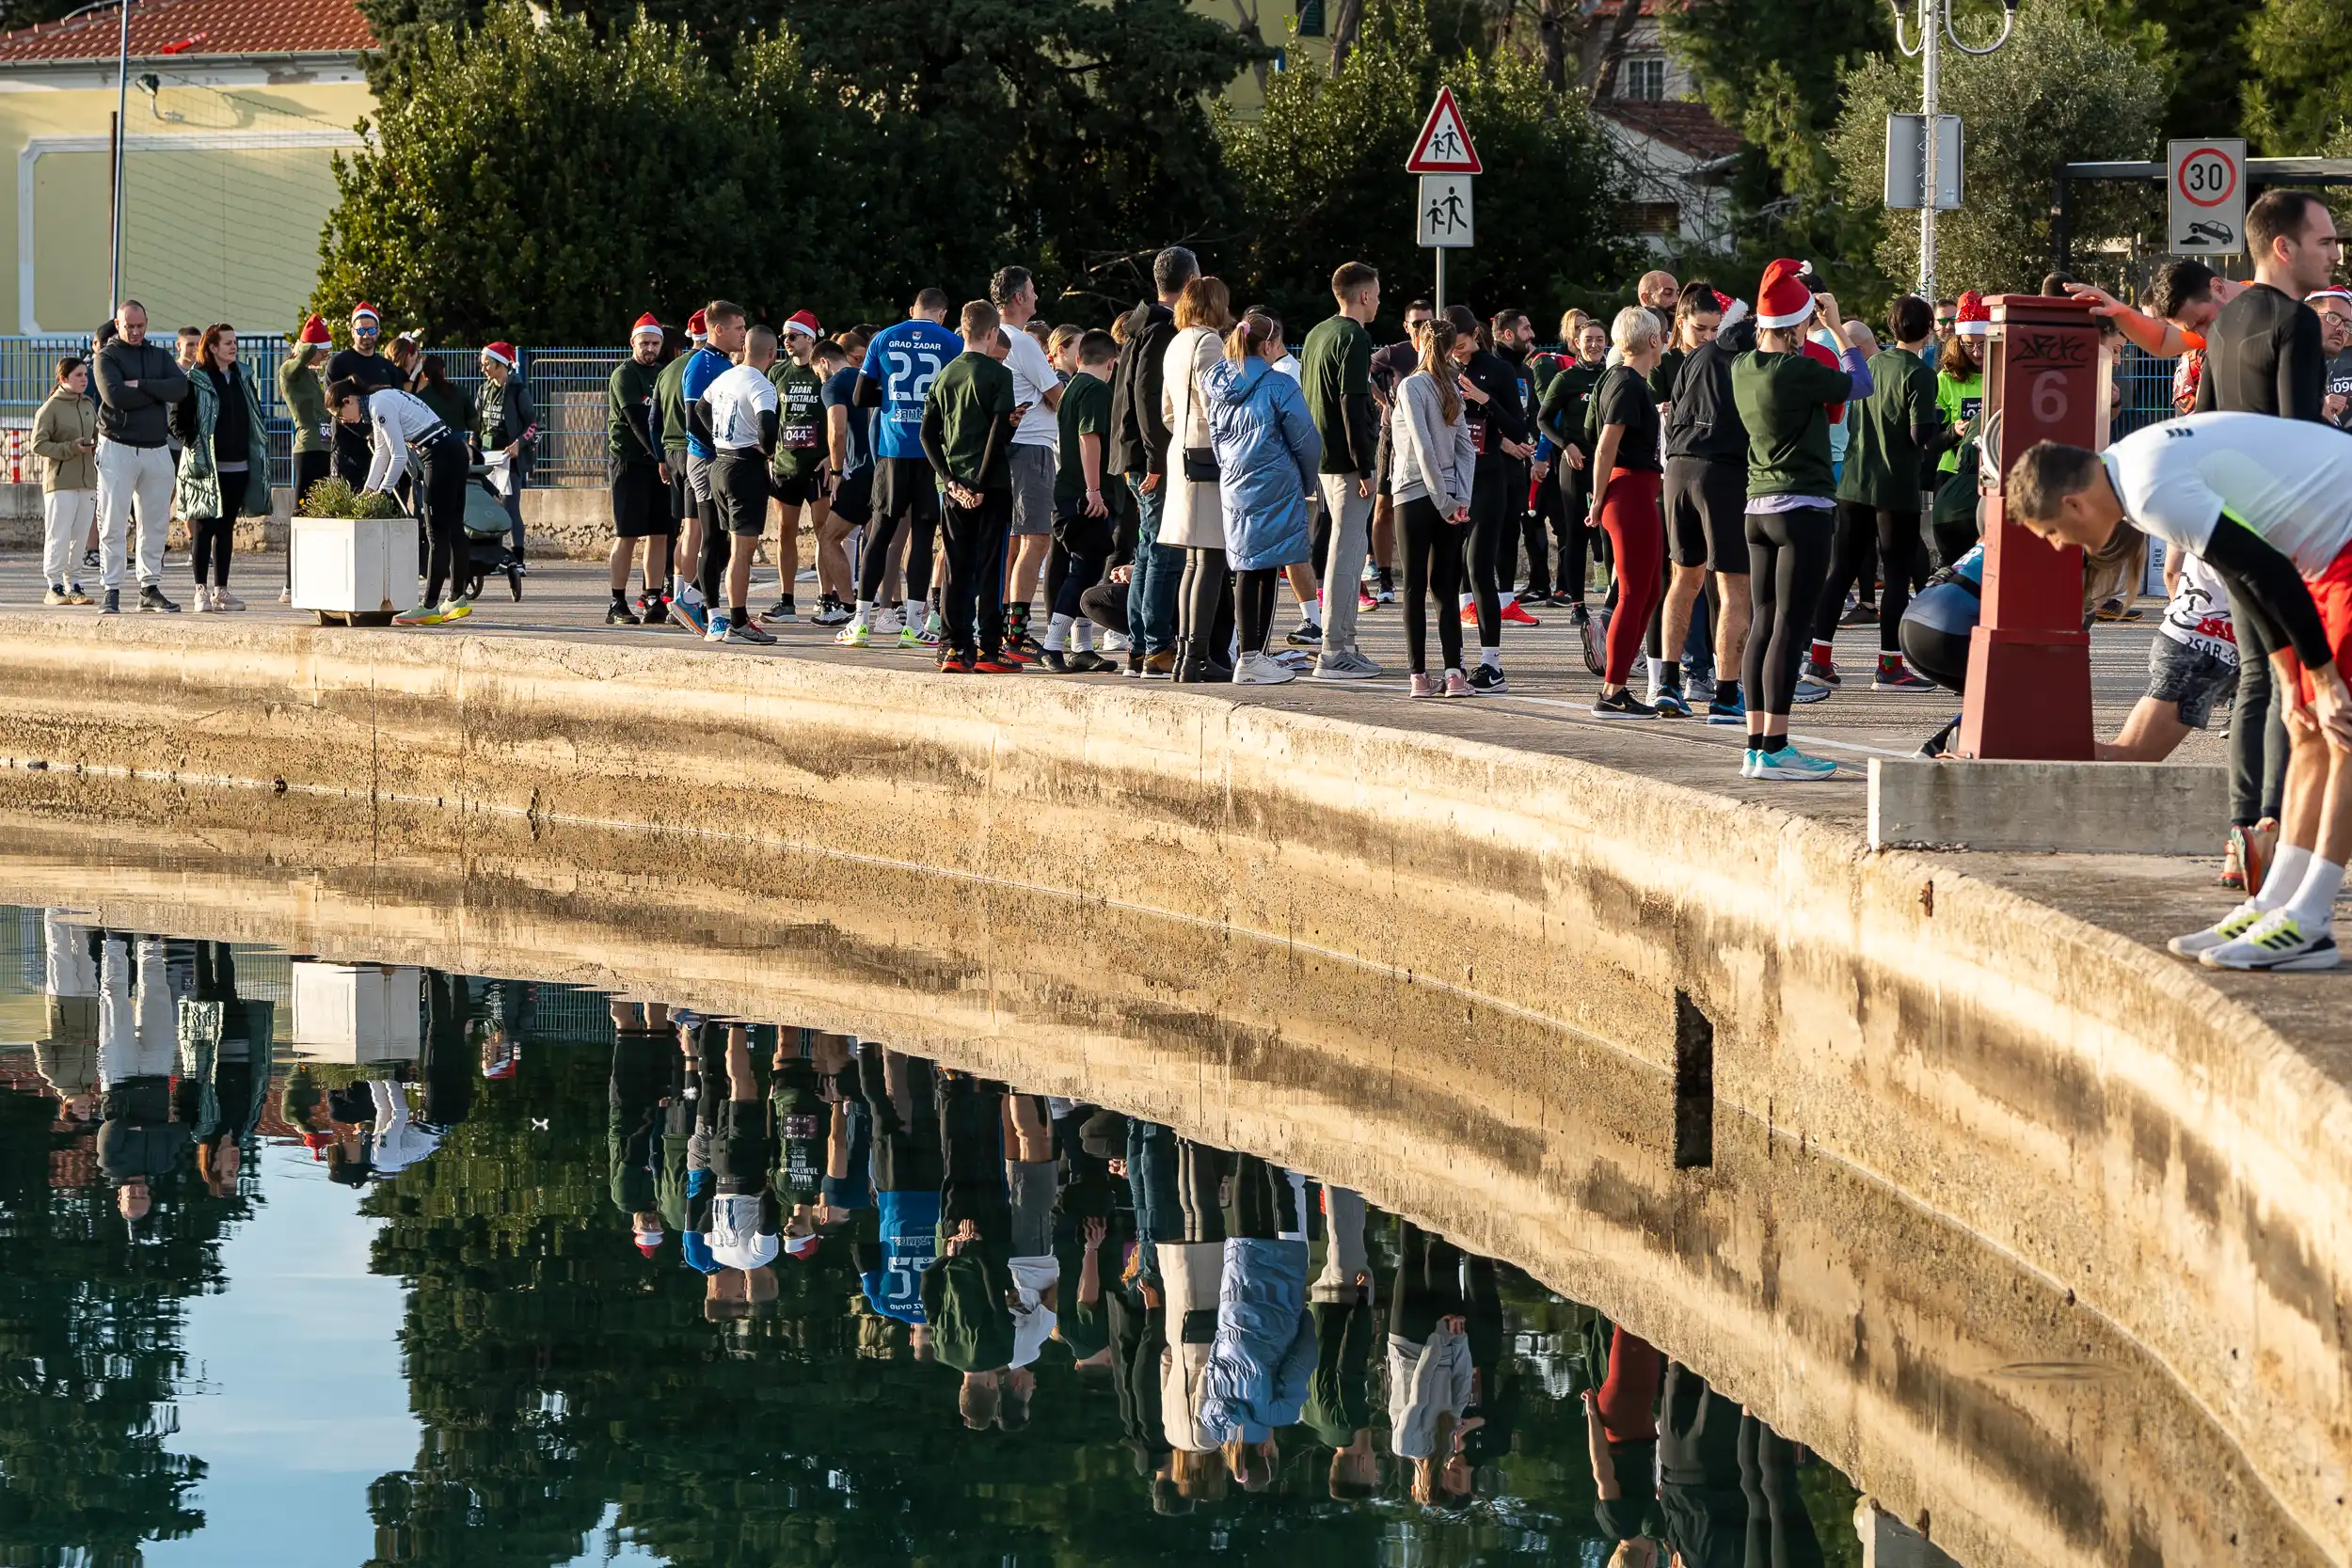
[1311,646,1383,681]
[872,606,907,638]
[1751,745,1836,780]
[1740,748,1761,779]
[2167,904,2266,958]
[2199,911,2342,972]
[215,588,246,611]
[1232,651,1296,685]
[834,620,872,648]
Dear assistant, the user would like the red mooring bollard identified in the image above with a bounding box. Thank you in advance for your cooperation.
[1957,293,2105,760]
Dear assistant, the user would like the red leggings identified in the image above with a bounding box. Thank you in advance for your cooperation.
[1596,1324,1662,1442]
[1598,468,1664,686]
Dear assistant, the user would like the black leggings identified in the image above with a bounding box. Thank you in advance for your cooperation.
[2227,583,2289,828]
[1175,1139,1229,1243]
[1235,566,1281,657]
[1464,458,1520,647]
[1225,1152,1288,1241]
[1401,496,1465,674]
[190,470,247,588]
[1742,506,1835,720]
[1176,546,1232,658]
[1557,463,1602,600]
[1389,1219,1469,1344]
[1816,502,1917,654]
[419,436,470,608]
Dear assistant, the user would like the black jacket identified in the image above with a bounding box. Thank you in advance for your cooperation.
[1663,337,1749,465]
[92,340,190,449]
[1462,348,1534,465]
[1109,300,1177,477]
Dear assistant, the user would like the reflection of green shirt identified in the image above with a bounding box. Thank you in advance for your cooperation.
[1936,370,1983,474]
[1053,372,1111,502]
[768,360,827,479]
[1053,1223,1113,1360]
[1303,1299,1376,1447]
[921,1244,1016,1372]
[1839,346,1940,508]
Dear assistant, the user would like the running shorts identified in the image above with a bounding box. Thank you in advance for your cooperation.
[710,451,771,537]
[874,455,942,528]
[831,467,873,527]
[2296,539,2352,705]
[771,468,826,509]
[1009,445,1057,536]
[610,459,673,539]
[1664,455,1748,575]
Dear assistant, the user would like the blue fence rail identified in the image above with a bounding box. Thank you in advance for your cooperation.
[0,336,2191,492]
[0,336,630,492]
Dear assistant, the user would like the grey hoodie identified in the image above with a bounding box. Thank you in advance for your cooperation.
[1389,371,1476,516]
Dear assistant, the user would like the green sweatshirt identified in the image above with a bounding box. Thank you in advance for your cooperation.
[1730,348,1851,500]
[279,346,331,454]
[921,351,1015,490]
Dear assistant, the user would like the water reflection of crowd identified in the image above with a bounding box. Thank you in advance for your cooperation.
[606,1011,1833,1559]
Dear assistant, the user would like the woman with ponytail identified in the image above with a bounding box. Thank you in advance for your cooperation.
[1388,319,1478,697]
[1203,310,1323,684]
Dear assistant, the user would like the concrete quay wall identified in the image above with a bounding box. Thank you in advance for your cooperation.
[0,614,2344,1562]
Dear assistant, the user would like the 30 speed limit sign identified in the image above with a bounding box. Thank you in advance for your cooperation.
[2168,138,2246,256]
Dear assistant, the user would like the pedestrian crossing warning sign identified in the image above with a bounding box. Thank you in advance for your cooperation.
[1406,87,1482,175]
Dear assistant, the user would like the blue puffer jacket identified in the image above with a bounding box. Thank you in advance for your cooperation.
[1197,1236,1314,1443]
[1203,356,1322,572]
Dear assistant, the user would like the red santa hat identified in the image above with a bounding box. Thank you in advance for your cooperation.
[633,1225,664,1257]
[350,302,380,324]
[630,312,663,342]
[782,1232,821,1261]
[784,309,821,340]
[481,341,517,369]
[1754,259,1816,331]
[686,309,708,341]
[298,314,331,346]
[2307,287,2352,308]
[1953,291,1992,338]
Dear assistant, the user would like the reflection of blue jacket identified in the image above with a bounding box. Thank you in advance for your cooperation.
[1203,357,1321,572]
[1198,1237,1314,1442]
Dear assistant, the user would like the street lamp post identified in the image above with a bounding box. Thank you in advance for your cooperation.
[109,0,129,308]
[1889,0,2016,301]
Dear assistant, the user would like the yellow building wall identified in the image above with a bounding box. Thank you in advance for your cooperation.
[1186,0,1333,116]
[0,71,373,335]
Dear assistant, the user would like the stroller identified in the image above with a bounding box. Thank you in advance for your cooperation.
[460,465,524,602]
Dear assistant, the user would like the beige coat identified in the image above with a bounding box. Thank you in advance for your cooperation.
[1156,325,1228,549]
[33,387,97,492]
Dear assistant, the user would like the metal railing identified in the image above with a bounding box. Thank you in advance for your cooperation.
[0,335,629,491]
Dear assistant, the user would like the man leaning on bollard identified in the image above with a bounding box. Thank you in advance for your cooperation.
[90,299,191,615]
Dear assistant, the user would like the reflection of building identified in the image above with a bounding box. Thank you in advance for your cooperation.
[0,0,373,335]
[1583,0,1738,254]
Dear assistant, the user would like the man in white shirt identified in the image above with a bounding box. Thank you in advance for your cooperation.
[993,267,1063,651]
[691,317,781,645]
[2006,414,2352,970]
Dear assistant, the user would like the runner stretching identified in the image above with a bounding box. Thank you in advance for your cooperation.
[2004,413,2352,971]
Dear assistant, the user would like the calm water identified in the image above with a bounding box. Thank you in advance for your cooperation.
[0,906,1871,1568]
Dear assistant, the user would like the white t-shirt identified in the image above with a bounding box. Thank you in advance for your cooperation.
[700,363,778,453]
[1003,327,1059,448]
[707,1193,780,1270]
[2159,551,2237,664]
[2106,412,2352,576]
[1007,1254,1060,1369]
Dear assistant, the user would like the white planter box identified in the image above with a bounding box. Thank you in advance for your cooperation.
[291,515,418,624]
[291,960,423,1064]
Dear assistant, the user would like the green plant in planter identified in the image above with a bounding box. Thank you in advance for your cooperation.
[296,478,406,519]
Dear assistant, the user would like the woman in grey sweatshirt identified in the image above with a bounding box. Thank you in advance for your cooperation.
[1388,320,1479,697]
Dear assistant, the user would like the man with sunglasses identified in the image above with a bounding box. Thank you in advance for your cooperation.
[326,304,403,487]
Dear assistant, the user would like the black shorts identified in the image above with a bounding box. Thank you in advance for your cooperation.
[771,467,826,509]
[664,454,691,527]
[831,467,872,526]
[873,455,941,527]
[711,451,771,537]
[1053,496,1115,559]
[610,459,673,539]
[1663,455,1749,575]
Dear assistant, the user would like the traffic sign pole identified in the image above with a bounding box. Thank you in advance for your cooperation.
[1407,88,1481,321]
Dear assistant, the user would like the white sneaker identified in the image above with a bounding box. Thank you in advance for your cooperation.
[872,605,907,638]
[1311,645,1383,681]
[2166,904,2265,958]
[278,587,292,604]
[215,587,246,611]
[191,585,216,612]
[1232,651,1295,685]
[1102,629,1132,654]
[2199,911,2342,972]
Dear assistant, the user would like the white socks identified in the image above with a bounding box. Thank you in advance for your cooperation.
[1044,612,1072,653]
[2256,846,2313,912]
[1073,620,1095,653]
[1480,647,1501,671]
[852,598,874,628]
[2282,855,2346,934]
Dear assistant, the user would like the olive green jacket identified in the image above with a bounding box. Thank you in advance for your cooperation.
[279,344,331,454]
[173,365,272,522]
[32,388,96,492]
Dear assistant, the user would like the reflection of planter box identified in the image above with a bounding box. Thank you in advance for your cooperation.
[291,960,422,1064]
[291,515,417,626]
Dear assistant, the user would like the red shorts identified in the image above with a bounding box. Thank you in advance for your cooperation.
[2295,540,2352,704]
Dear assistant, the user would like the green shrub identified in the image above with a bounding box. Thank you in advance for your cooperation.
[296,478,406,520]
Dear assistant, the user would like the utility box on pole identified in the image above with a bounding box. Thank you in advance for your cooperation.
[1957,294,2102,760]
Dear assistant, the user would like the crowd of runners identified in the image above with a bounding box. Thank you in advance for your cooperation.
[26,193,2352,966]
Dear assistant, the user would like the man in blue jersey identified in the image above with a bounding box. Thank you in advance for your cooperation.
[839,289,961,650]
[669,300,744,635]
[851,1044,942,1340]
